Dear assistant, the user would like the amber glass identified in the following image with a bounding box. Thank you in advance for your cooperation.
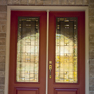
[17,17,39,82]
[55,17,78,83]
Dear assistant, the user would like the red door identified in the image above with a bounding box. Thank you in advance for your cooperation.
[9,11,85,94]
[9,11,47,94]
[48,12,85,94]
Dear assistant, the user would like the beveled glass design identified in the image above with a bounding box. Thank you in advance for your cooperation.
[55,17,78,83]
[17,17,39,82]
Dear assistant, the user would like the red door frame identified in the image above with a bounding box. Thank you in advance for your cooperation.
[9,11,85,94]
[48,11,85,94]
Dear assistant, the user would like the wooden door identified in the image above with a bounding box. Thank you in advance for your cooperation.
[9,11,47,94]
[48,12,85,94]
[9,11,85,94]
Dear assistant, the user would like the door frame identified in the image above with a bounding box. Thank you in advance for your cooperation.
[5,6,89,94]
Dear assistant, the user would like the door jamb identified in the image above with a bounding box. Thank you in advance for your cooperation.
[5,6,89,94]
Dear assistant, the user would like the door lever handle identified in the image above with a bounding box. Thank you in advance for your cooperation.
[49,65,52,79]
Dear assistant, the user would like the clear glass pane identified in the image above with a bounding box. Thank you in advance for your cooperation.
[17,17,39,82]
[55,17,78,83]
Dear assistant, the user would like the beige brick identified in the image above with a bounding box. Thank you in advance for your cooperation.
[0,51,5,56]
[90,64,94,71]
[90,59,94,65]
[52,0,60,5]
[0,86,4,90]
[36,0,43,5]
[90,0,94,3]
[83,0,88,5]
[89,4,94,8]
[0,33,6,37]
[0,0,2,5]
[90,91,94,94]
[0,21,6,25]
[68,0,75,5]
[43,1,52,5]
[0,77,4,84]
[89,17,94,29]
[90,29,94,34]
[1,25,6,32]
[90,42,94,47]
[90,34,94,42]
[89,9,94,17]
[0,6,7,12]
[20,0,27,4]
[0,56,5,63]
[0,91,3,94]
[0,63,4,71]
[61,0,68,5]
[90,87,94,91]
[90,71,94,78]
[12,0,20,4]
[2,0,7,5]
[7,0,12,4]
[89,78,94,87]
[0,38,6,45]
[90,53,94,59]
[28,0,35,5]
[0,13,6,20]
[0,71,4,77]
[90,46,94,53]
[0,46,5,51]
[76,0,83,5]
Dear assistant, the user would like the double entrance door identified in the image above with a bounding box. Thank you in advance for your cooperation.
[9,11,85,94]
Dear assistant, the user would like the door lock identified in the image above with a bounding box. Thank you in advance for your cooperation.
[49,65,52,79]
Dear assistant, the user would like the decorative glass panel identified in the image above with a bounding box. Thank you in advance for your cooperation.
[17,17,39,82]
[55,17,78,83]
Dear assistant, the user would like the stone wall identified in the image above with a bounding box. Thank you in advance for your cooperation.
[0,0,94,94]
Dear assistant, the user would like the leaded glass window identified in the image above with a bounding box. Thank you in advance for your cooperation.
[55,17,78,83]
[17,17,39,82]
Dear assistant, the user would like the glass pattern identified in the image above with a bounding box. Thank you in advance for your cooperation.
[17,17,39,82]
[55,17,78,83]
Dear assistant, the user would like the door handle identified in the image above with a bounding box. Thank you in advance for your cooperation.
[49,65,52,79]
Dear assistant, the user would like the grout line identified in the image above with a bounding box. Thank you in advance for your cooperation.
[0,32,6,33]
[0,84,5,86]
[35,0,37,5]
[27,0,28,5]
[74,0,76,5]
[6,0,8,5]
[82,0,84,5]
[11,0,13,4]
[0,37,6,38]
[67,0,69,5]
[19,0,21,4]
[51,0,53,5]
[0,12,7,13]
[59,0,61,5]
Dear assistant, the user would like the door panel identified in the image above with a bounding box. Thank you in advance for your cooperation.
[16,88,39,94]
[48,12,85,94]
[9,11,47,94]
[54,89,78,94]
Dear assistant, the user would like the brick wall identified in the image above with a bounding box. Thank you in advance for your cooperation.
[0,0,93,94]
[0,4,6,94]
